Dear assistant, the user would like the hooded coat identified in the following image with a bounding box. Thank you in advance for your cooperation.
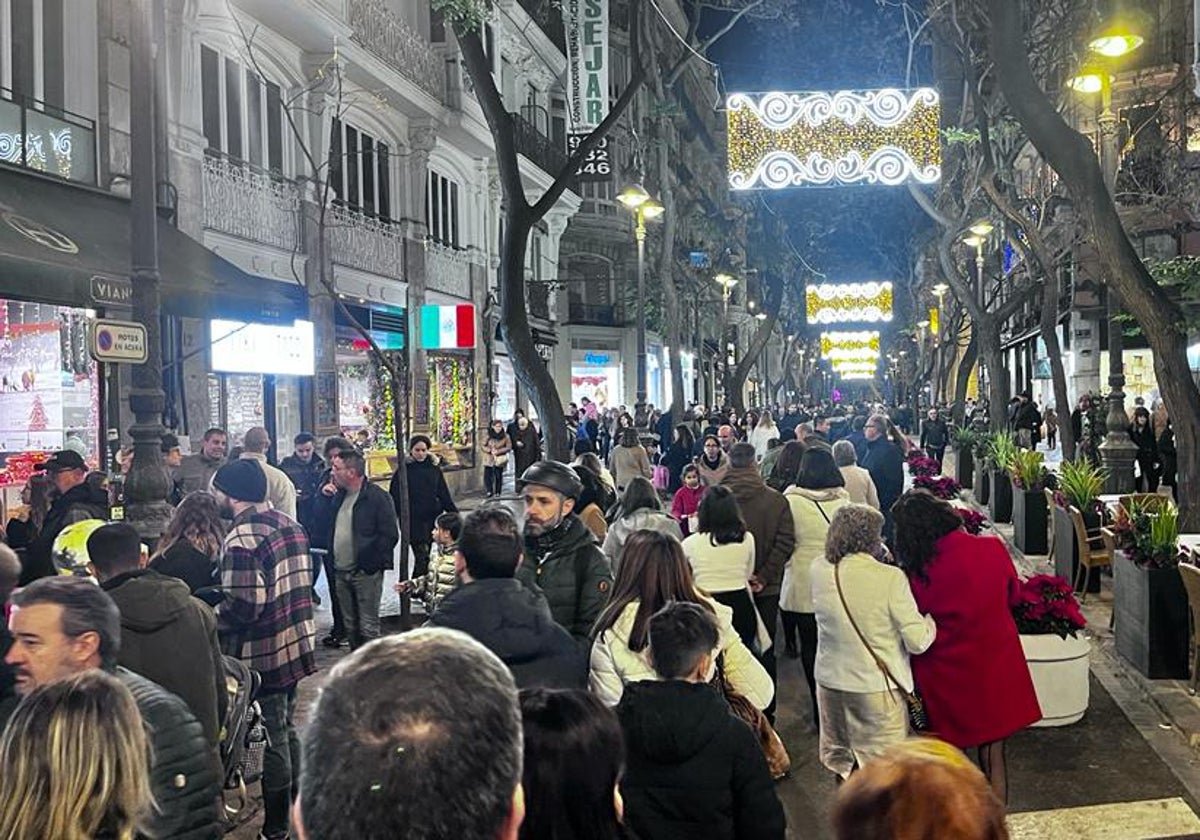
[427,577,586,688]
[617,680,786,840]
[101,569,226,751]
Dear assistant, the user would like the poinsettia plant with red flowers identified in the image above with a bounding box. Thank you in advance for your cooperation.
[957,507,988,535]
[906,453,941,478]
[913,474,962,500]
[1011,575,1087,638]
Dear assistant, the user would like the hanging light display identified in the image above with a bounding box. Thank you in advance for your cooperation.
[807,283,893,325]
[727,88,941,190]
[820,330,881,361]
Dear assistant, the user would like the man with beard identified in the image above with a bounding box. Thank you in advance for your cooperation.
[515,460,612,644]
[212,458,316,840]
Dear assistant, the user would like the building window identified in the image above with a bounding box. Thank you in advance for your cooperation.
[200,44,283,172]
[426,169,461,247]
[1,0,64,105]
[329,118,392,219]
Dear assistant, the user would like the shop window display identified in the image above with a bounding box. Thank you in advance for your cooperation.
[429,354,475,469]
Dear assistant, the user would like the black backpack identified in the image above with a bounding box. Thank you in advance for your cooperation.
[218,655,268,813]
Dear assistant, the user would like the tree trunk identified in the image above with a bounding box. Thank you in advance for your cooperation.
[654,136,686,420]
[952,329,978,427]
[977,326,1009,432]
[987,0,1200,526]
[1038,278,1075,461]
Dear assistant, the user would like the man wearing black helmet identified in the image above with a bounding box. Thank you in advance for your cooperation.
[515,460,613,644]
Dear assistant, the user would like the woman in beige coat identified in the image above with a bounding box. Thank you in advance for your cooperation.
[833,440,880,509]
[608,427,652,494]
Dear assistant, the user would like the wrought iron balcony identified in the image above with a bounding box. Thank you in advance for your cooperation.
[568,302,618,326]
[528,282,553,321]
[425,240,472,298]
[511,108,568,177]
[348,0,446,103]
[202,152,300,252]
[515,0,566,51]
[327,203,405,279]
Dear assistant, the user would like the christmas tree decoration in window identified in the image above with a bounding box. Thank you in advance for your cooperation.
[727,89,941,190]
[820,330,881,361]
[806,282,893,325]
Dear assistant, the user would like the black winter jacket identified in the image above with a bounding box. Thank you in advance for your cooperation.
[861,437,905,513]
[391,458,457,538]
[331,481,400,574]
[517,514,612,643]
[21,476,109,584]
[617,681,786,840]
[920,418,949,449]
[280,453,325,532]
[150,542,218,594]
[427,578,586,688]
[116,667,223,840]
[102,570,226,751]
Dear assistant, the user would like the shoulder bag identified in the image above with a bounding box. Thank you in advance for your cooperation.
[834,563,928,732]
[713,655,791,779]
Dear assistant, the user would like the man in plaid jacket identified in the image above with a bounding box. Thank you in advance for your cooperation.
[214,459,317,840]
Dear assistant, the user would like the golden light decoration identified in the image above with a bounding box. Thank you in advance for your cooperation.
[727,89,941,190]
[820,330,881,359]
[807,282,893,325]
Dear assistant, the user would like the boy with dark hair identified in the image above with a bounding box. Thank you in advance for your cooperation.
[396,511,462,612]
[617,601,786,840]
[426,506,585,688]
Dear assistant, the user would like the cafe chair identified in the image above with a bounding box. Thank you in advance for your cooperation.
[1071,505,1111,609]
[1179,560,1200,695]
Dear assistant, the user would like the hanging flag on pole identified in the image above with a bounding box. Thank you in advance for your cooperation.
[564,0,608,132]
[420,304,476,350]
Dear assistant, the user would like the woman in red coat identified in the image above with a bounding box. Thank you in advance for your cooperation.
[892,490,1041,803]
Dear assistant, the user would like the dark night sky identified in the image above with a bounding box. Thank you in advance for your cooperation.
[702,0,935,293]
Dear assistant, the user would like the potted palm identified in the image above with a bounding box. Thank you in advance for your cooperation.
[1014,574,1090,726]
[1011,449,1051,555]
[1107,499,1190,679]
[973,432,994,506]
[1053,459,1107,592]
[953,426,977,489]
[987,433,1017,524]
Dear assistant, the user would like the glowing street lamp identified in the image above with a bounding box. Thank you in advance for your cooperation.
[620,183,664,423]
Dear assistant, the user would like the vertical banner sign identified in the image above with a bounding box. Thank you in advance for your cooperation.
[929,307,939,339]
[565,0,608,132]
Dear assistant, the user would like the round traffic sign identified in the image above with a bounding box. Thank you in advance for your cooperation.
[97,329,113,352]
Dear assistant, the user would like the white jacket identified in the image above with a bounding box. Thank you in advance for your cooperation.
[780,486,850,613]
[681,531,756,594]
[589,597,774,710]
[812,552,935,694]
[748,424,781,461]
[839,465,880,509]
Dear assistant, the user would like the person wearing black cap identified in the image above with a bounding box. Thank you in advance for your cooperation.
[515,460,612,644]
[161,433,185,505]
[21,450,108,585]
[211,458,316,840]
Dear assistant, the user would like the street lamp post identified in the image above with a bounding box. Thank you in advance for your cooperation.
[915,318,930,416]
[126,0,172,538]
[1069,30,1142,492]
[715,273,737,405]
[618,183,664,427]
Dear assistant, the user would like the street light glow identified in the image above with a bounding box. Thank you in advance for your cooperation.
[617,183,650,209]
[641,198,665,219]
[932,282,949,296]
[961,234,984,248]
[1088,25,1144,58]
[1067,71,1108,94]
[968,221,994,237]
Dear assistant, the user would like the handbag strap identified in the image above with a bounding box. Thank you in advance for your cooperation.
[834,562,910,697]
[814,500,831,524]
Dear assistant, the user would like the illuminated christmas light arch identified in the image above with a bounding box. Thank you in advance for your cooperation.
[807,283,893,325]
[727,88,941,190]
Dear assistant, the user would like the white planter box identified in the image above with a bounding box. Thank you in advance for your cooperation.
[1021,633,1091,727]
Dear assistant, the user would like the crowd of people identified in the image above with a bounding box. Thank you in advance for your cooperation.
[0,399,1043,839]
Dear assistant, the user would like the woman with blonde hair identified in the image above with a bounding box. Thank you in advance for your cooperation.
[0,670,152,840]
[811,504,936,779]
[151,491,226,593]
[833,738,1009,840]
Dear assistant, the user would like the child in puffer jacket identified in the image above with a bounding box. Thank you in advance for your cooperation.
[396,512,462,612]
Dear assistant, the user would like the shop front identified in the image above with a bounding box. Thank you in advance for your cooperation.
[333,302,407,450]
[571,348,623,410]
[419,303,477,472]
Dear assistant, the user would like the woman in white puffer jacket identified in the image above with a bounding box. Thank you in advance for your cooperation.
[589,530,773,710]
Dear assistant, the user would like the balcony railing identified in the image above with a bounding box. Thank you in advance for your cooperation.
[348,0,446,103]
[512,108,568,177]
[425,240,472,298]
[568,301,618,326]
[0,89,96,184]
[515,0,566,52]
[328,203,405,279]
[202,152,301,252]
[528,282,553,321]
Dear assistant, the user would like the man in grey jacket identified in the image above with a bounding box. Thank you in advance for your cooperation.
[176,427,228,495]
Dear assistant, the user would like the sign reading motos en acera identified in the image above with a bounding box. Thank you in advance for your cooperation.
[90,319,148,364]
